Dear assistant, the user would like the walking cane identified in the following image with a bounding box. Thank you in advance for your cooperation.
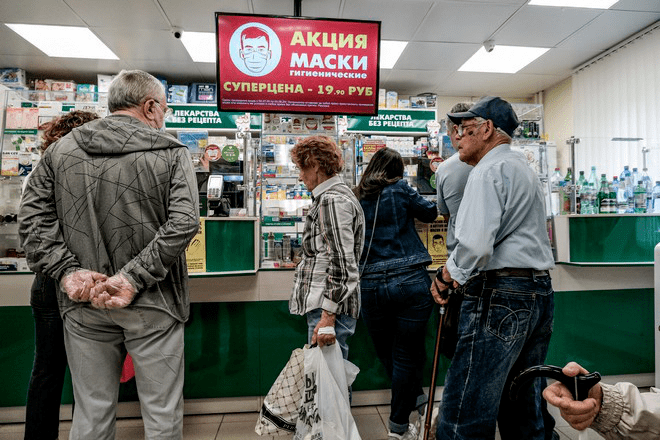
[423,301,446,440]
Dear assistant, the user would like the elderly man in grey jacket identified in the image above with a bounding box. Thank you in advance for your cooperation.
[19,69,199,440]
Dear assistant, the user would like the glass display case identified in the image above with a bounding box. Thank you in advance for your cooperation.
[0,88,108,273]
[258,113,355,269]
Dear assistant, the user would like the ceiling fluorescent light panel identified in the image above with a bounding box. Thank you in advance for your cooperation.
[5,23,118,59]
[459,45,549,74]
[180,31,216,63]
[380,41,408,69]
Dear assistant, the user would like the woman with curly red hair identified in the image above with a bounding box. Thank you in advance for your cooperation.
[288,136,365,362]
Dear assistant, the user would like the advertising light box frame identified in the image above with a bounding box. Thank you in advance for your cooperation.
[216,13,381,116]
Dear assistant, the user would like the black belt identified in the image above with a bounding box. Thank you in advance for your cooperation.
[484,268,549,278]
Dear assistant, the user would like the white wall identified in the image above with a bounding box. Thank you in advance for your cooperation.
[572,25,660,182]
[543,78,573,173]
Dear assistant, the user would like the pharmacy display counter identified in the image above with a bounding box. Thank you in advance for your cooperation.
[0,216,656,421]
[550,213,657,388]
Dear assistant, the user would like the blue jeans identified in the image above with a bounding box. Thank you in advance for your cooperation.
[306,308,357,360]
[25,273,67,440]
[437,272,556,440]
[360,266,433,433]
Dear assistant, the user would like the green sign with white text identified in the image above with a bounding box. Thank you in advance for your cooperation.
[347,109,436,133]
[165,105,261,129]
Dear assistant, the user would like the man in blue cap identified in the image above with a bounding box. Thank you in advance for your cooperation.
[430,96,557,439]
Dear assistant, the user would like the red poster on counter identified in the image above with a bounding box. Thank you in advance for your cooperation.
[215,13,380,115]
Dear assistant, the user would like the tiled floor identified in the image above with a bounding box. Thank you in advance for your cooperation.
[0,403,606,440]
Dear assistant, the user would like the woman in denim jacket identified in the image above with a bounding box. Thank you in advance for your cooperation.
[354,147,438,440]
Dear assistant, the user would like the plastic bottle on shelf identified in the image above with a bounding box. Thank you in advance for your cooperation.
[641,169,653,211]
[597,174,609,214]
[586,182,598,214]
[608,177,617,214]
[631,167,640,187]
[631,168,641,211]
[652,181,660,214]
[587,166,598,187]
[620,165,632,182]
[559,167,573,215]
[620,166,635,213]
[575,171,586,213]
[615,174,628,214]
[550,168,563,216]
[634,180,647,213]
[578,182,593,214]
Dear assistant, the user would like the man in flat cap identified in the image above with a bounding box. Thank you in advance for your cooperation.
[431,96,557,439]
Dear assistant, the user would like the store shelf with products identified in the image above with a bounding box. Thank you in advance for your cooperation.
[258,113,351,269]
[163,105,262,275]
[0,88,108,273]
[346,108,439,197]
[164,104,261,218]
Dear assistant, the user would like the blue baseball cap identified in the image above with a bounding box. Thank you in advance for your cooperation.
[447,96,519,137]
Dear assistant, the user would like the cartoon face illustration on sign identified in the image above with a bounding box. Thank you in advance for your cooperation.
[240,27,271,73]
[229,23,281,77]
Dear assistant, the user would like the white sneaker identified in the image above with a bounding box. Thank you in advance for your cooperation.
[387,422,420,440]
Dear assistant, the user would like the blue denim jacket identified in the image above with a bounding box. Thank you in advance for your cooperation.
[359,179,438,273]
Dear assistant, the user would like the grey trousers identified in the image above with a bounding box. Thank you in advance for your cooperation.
[63,306,185,440]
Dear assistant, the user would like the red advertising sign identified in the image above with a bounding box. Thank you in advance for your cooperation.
[215,13,380,115]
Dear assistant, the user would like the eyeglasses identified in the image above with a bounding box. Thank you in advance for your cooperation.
[457,121,485,137]
[154,99,173,118]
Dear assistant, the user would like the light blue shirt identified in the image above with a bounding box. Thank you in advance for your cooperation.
[446,144,554,285]
[435,154,472,254]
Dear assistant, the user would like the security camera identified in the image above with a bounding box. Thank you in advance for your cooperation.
[172,27,183,39]
[483,40,495,53]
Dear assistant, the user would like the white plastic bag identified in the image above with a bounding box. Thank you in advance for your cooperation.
[293,343,361,440]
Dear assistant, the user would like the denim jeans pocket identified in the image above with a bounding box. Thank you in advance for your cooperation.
[485,288,534,342]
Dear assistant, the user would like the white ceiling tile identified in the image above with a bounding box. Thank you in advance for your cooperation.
[493,5,602,47]
[611,0,660,12]
[557,10,660,51]
[0,0,85,26]
[519,47,599,75]
[381,69,448,95]
[437,71,509,97]
[66,0,169,30]
[394,41,479,71]
[92,28,193,63]
[415,1,520,43]
[487,73,567,99]
[251,0,342,18]
[342,0,434,40]
[159,0,252,32]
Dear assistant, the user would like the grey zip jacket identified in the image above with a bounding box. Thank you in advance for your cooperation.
[19,114,200,322]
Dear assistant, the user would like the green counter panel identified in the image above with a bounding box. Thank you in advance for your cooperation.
[546,289,654,374]
[204,220,255,272]
[569,216,660,263]
[0,289,653,407]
